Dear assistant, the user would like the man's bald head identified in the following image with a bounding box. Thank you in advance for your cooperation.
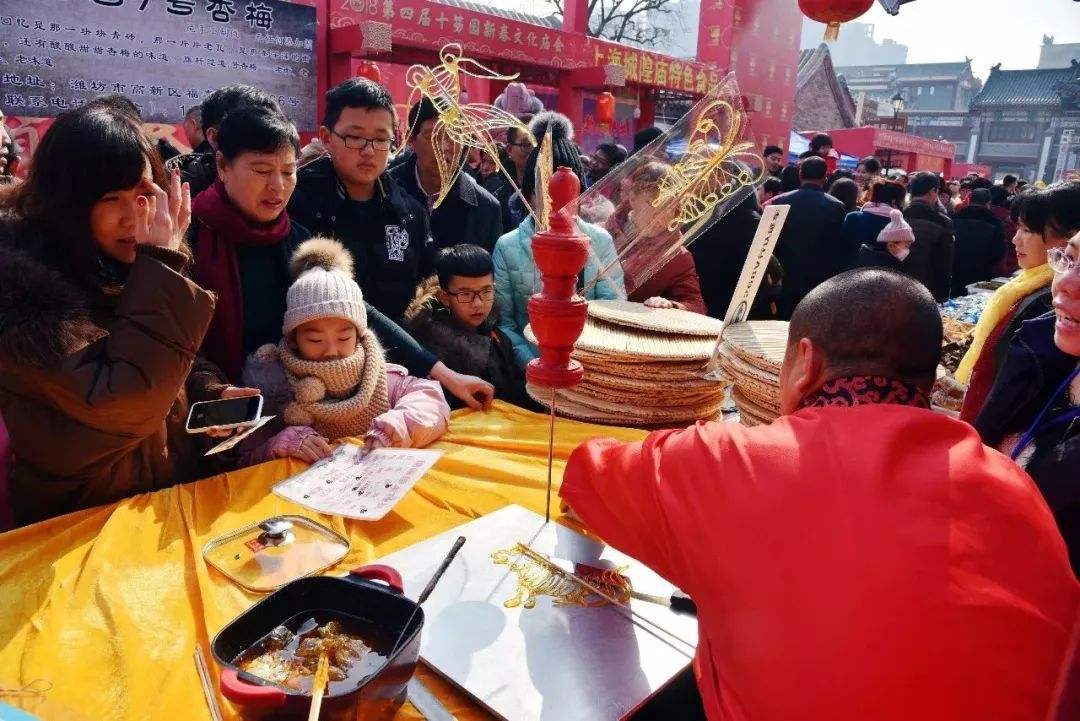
[780,270,942,412]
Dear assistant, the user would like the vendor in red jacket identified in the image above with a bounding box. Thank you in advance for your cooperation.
[562,268,1079,721]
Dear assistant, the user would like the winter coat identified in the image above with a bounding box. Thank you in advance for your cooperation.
[479,172,517,233]
[839,208,892,268]
[690,197,782,320]
[390,155,504,253]
[403,279,531,409]
[492,216,625,369]
[950,204,1007,297]
[853,243,904,271]
[903,200,955,301]
[288,156,433,323]
[186,215,438,385]
[0,229,215,526]
[627,249,706,314]
[975,313,1080,574]
[990,203,1020,277]
[165,151,217,198]
[241,354,449,465]
[960,288,1052,423]
[768,183,848,319]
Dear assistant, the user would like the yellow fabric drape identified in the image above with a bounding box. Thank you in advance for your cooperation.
[0,402,645,721]
[955,263,1054,384]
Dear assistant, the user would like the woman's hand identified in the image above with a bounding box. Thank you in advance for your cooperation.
[205,386,262,437]
[135,170,191,251]
[643,296,681,310]
[429,362,494,410]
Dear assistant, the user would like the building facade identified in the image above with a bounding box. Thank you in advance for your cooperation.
[967,60,1080,182]
[836,60,980,161]
[1039,36,1080,70]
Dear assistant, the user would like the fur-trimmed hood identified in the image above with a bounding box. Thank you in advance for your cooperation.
[0,237,104,369]
[404,275,498,335]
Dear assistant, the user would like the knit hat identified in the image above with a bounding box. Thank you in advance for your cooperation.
[283,237,367,335]
[877,209,916,245]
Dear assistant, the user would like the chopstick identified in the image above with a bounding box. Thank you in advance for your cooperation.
[308,652,330,721]
[193,645,225,721]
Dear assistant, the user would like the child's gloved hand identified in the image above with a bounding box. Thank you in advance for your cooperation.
[269,426,334,464]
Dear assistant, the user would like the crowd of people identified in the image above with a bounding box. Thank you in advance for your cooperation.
[0,76,1078,718]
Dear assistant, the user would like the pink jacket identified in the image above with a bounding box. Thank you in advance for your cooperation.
[243,363,450,465]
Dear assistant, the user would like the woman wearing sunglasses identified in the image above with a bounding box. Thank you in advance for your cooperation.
[976,182,1080,573]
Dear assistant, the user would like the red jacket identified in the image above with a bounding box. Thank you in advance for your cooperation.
[562,405,1078,721]
[627,247,707,314]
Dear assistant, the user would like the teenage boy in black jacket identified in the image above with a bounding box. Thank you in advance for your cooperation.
[288,78,432,325]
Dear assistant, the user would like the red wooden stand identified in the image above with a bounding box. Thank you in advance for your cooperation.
[526,167,590,389]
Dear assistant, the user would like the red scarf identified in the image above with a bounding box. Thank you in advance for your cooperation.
[192,179,291,381]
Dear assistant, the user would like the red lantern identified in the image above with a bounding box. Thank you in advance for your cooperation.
[356,60,382,84]
[596,91,616,126]
[798,0,874,41]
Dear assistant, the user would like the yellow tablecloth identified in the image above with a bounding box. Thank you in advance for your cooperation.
[0,401,645,721]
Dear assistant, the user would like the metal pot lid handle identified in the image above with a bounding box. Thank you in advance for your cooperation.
[258,518,294,538]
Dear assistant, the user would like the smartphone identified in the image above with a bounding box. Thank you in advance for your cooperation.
[185,395,264,434]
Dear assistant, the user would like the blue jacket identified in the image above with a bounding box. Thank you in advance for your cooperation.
[839,210,891,268]
[493,216,625,368]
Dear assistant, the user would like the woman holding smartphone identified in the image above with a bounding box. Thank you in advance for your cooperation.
[0,104,216,526]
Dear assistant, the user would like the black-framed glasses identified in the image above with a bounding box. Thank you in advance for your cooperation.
[447,287,495,304]
[331,130,392,152]
[1048,247,1080,277]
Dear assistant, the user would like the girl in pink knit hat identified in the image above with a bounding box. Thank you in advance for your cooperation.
[853,209,916,272]
[240,237,450,463]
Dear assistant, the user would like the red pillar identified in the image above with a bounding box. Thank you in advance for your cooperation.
[638,89,655,130]
[557,71,583,135]
[562,0,589,35]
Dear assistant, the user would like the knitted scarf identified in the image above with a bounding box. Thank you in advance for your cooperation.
[192,179,291,381]
[278,330,391,441]
[955,263,1054,384]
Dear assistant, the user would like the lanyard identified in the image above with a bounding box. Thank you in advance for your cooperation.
[1011,365,1080,461]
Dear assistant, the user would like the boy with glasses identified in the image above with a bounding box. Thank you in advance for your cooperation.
[289,78,432,325]
[405,244,529,409]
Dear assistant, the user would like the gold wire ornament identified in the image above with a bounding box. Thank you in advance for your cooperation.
[491,543,632,610]
[404,43,536,212]
[533,127,555,232]
[652,99,765,232]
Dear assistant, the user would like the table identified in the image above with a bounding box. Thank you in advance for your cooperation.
[0,402,646,720]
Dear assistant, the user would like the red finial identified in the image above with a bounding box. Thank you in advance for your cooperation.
[549,166,580,232]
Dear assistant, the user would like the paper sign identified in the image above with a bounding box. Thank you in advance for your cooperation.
[273,445,442,521]
[721,204,789,327]
[204,415,276,456]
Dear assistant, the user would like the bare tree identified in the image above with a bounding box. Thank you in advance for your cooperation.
[546,0,676,47]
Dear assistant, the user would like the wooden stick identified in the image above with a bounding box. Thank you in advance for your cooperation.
[546,387,556,523]
[308,653,329,721]
[193,646,224,721]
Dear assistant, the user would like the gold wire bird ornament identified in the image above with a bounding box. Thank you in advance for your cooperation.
[652,98,765,233]
[533,127,555,232]
[404,43,537,213]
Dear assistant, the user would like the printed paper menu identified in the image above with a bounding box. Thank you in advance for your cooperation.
[273,445,442,521]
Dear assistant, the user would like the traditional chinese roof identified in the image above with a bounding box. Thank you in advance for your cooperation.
[436,0,559,29]
[836,61,973,82]
[970,64,1077,108]
[797,43,857,128]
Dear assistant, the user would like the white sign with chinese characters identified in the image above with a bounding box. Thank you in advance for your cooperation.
[273,445,443,521]
[0,0,316,127]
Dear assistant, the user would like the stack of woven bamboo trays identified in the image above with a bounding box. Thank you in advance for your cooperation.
[525,300,730,427]
[713,321,789,427]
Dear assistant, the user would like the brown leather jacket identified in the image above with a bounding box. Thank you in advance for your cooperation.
[0,236,215,526]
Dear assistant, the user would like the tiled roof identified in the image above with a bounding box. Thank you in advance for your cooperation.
[970,66,1075,107]
[436,0,560,28]
[836,61,971,80]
